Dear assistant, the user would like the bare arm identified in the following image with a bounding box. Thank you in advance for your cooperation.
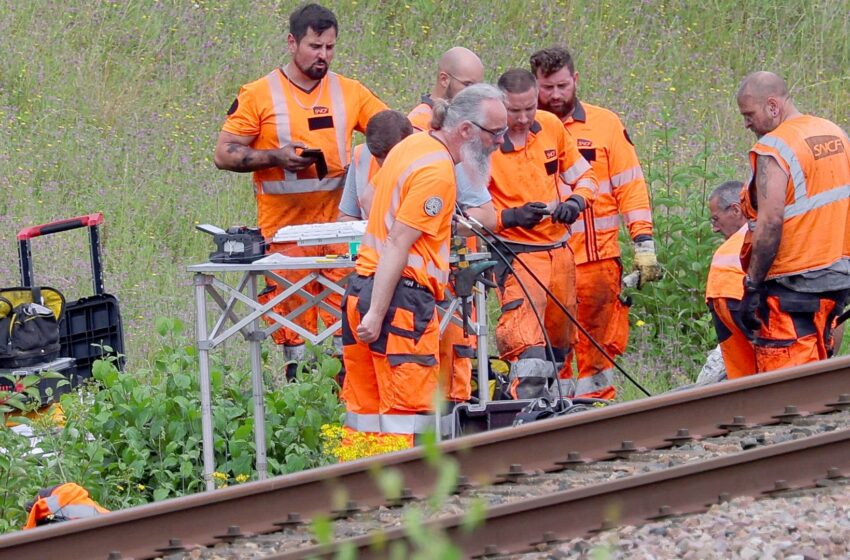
[748,154,787,284]
[213,130,312,172]
[356,221,422,343]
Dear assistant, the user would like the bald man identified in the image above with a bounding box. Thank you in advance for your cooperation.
[736,71,850,372]
[408,47,485,132]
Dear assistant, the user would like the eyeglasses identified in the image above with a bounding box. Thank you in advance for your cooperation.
[446,72,476,88]
[470,121,509,139]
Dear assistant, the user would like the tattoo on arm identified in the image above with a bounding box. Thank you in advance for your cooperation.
[756,154,771,200]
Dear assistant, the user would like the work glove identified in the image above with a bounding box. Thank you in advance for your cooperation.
[633,238,663,288]
[551,195,586,225]
[501,202,549,229]
[737,276,764,339]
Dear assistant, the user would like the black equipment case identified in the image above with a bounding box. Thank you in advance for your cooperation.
[17,213,125,383]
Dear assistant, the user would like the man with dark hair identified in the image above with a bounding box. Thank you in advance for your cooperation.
[338,110,414,221]
[705,180,756,378]
[530,46,659,400]
[214,3,387,372]
[736,71,850,372]
[489,68,597,399]
[341,85,507,448]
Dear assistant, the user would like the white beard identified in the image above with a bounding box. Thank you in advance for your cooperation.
[459,134,493,190]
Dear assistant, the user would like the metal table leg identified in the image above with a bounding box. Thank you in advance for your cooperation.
[194,273,216,492]
[247,273,268,481]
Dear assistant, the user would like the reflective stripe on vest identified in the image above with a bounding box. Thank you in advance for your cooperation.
[354,145,375,217]
[570,214,621,233]
[259,71,348,195]
[345,411,435,434]
[575,368,614,396]
[43,495,102,522]
[623,208,653,225]
[560,157,592,185]
[755,134,850,220]
[711,253,742,267]
[361,234,450,286]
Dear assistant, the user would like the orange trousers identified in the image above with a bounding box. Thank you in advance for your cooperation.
[495,246,576,399]
[571,259,628,399]
[707,297,757,378]
[341,275,440,444]
[752,284,847,373]
[259,241,348,347]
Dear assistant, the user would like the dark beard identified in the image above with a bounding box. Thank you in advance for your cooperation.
[298,60,328,80]
[541,98,575,119]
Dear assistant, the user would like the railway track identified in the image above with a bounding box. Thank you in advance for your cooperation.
[2,356,850,560]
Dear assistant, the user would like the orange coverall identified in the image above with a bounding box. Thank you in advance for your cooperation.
[563,100,653,399]
[341,132,456,446]
[222,68,386,358]
[705,224,756,378]
[24,483,108,529]
[489,110,597,399]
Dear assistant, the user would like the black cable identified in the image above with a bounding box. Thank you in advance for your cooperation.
[459,212,651,398]
[452,210,567,407]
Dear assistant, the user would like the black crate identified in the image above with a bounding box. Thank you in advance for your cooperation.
[59,295,125,383]
[0,357,76,406]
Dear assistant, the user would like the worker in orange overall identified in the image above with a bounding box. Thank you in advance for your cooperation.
[24,483,108,529]
[531,47,661,399]
[736,71,850,372]
[488,69,598,400]
[214,3,387,377]
[341,84,507,446]
[705,180,757,378]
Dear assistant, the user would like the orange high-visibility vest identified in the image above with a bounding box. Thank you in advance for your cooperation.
[356,132,457,296]
[742,115,850,280]
[222,69,387,237]
[562,101,653,263]
[407,95,434,132]
[490,110,598,246]
[705,225,747,301]
[24,483,108,529]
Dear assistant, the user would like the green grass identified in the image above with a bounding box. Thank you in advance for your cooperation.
[1,0,849,383]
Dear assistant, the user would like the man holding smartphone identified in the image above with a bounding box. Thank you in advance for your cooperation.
[214,3,387,373]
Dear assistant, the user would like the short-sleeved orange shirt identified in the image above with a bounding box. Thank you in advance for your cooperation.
[356,132,457,296]
[222,69,387,236]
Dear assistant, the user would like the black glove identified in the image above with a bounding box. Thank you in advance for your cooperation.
[551,195,585,224]
[501,202,549,229]
[737,276,764,339]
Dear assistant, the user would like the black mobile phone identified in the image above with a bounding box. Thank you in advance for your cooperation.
[300,148,327,179]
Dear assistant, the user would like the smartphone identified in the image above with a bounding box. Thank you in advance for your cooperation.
[299,148,328,179]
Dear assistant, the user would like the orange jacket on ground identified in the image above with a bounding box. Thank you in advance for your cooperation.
[562,101,653,263]
[489,110,598,246]
[741,115,850,280]
[356,132,457,297]
[407,94,434,132]
[223,69,387,238]
[705,225,756,378]
[24,483,108,529]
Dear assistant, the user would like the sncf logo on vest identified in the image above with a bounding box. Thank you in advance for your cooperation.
[805,135,845,160]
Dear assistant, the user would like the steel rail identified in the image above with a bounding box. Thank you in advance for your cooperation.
[2,355,849,560]
[271,426,850,559]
